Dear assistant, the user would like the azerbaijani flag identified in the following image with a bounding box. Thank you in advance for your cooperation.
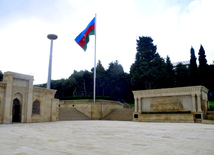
[75,17,95,51]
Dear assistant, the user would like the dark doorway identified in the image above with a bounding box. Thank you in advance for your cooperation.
[12,98,21,123]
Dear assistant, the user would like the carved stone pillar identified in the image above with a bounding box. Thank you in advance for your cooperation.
[26,78,33,123]
[138,98,142,113]
[134,98,138,112]
[191,94,196,112]
[207,101,210,110]
[197,94,202,112]
[3,76,13,124]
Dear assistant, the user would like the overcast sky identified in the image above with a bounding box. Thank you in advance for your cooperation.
[0,0,213,84]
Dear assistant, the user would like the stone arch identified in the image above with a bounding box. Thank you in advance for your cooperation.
[12,98,21,122]
[12,92,24,123]
[13,91,24,103]
[32,100,40,115]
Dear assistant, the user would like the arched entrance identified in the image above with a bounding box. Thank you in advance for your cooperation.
[12,98,21,123]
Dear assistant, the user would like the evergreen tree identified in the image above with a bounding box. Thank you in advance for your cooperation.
[130,36,166,89]
[198,45,207,67]
[163,56,175,88]
[175,63,189,87]
[189,46,198,85]
[94,60,107,96]
[106,60,125,98]
[0,71,3,81]
[198,45,208,87]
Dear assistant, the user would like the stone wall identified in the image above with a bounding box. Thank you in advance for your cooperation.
[138,113,194,123]
[31,87,59,123]
[0,83,6,124]
[133,86,209,123]
[60,103,124,120]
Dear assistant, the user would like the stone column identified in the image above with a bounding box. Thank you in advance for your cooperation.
[205,96,209,111]
[3,76,13,124]
[134,98,138,112]
[191,94,196,112]
[197,93,202,112]
[204,100,207,112]
[51,99,59,122]
[26,78,33,123]
[207,101,210,110]
[138,98,142,113]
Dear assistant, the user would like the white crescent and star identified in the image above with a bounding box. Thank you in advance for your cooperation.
[83,34,86,42]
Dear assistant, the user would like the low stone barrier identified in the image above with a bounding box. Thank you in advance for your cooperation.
[202,119,214,124]
[137,113,194,123]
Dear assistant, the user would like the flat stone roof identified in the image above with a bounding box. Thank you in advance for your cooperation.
[0,121,213,155]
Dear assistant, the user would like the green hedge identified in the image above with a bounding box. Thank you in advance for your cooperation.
[210,101,214,109]
[57,95,117,101]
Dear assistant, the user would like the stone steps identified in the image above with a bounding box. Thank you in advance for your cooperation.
[103,108,134,121]
[59,107,91,121]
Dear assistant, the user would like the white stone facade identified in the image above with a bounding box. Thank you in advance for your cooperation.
[0,72,59,124]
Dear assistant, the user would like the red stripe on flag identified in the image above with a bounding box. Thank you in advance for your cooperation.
[78,23,95,48]
[84,23,95,36]
[78,35,86,47]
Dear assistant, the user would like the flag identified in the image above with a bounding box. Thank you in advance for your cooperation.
[75,17,95,51]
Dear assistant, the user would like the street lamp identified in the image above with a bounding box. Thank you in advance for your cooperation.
[47,34,57,89]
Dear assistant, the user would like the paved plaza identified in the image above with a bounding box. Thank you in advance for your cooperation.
[0,121,214,155]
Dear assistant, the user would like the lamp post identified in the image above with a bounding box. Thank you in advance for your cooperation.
[47,34,57,89]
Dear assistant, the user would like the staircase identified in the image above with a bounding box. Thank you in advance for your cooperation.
[59,107,91,121]
[121,102,132,108]
[103,108,134,121]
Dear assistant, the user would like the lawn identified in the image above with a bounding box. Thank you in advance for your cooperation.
[210,101,214,109]
[62,101,120,105]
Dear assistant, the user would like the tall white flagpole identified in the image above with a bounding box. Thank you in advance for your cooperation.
[93,14,97,103]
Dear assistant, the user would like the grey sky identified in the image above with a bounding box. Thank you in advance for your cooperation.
[0,0,213,84]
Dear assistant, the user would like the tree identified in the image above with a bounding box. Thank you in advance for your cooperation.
[198,45,207,68]
[175,63,189,87]
[130,36,166,89]
[162,56,175,88]
[189,46,198,85]
[198,45,208,87]
[91,60,132,102]
[208,65,214,100]
[0,71,3,81]
[94,60,107,96]
[69,70,92,96]
[50,77,77,99]
[106,60,125,98]
[63,77,77,97]
[52,79,66,98]
[107,60,124,77]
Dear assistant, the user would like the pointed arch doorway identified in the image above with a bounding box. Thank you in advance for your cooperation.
[12,98,21,123]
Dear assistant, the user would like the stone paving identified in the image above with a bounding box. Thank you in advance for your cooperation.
[0,121,214,155]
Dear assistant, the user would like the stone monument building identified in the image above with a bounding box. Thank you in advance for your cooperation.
[0,72,59,124]
[133,86,209,123]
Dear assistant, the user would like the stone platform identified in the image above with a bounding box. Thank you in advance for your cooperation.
[0,121,214,155]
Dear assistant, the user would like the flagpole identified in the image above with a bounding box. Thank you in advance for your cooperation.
[93,14,97,103]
